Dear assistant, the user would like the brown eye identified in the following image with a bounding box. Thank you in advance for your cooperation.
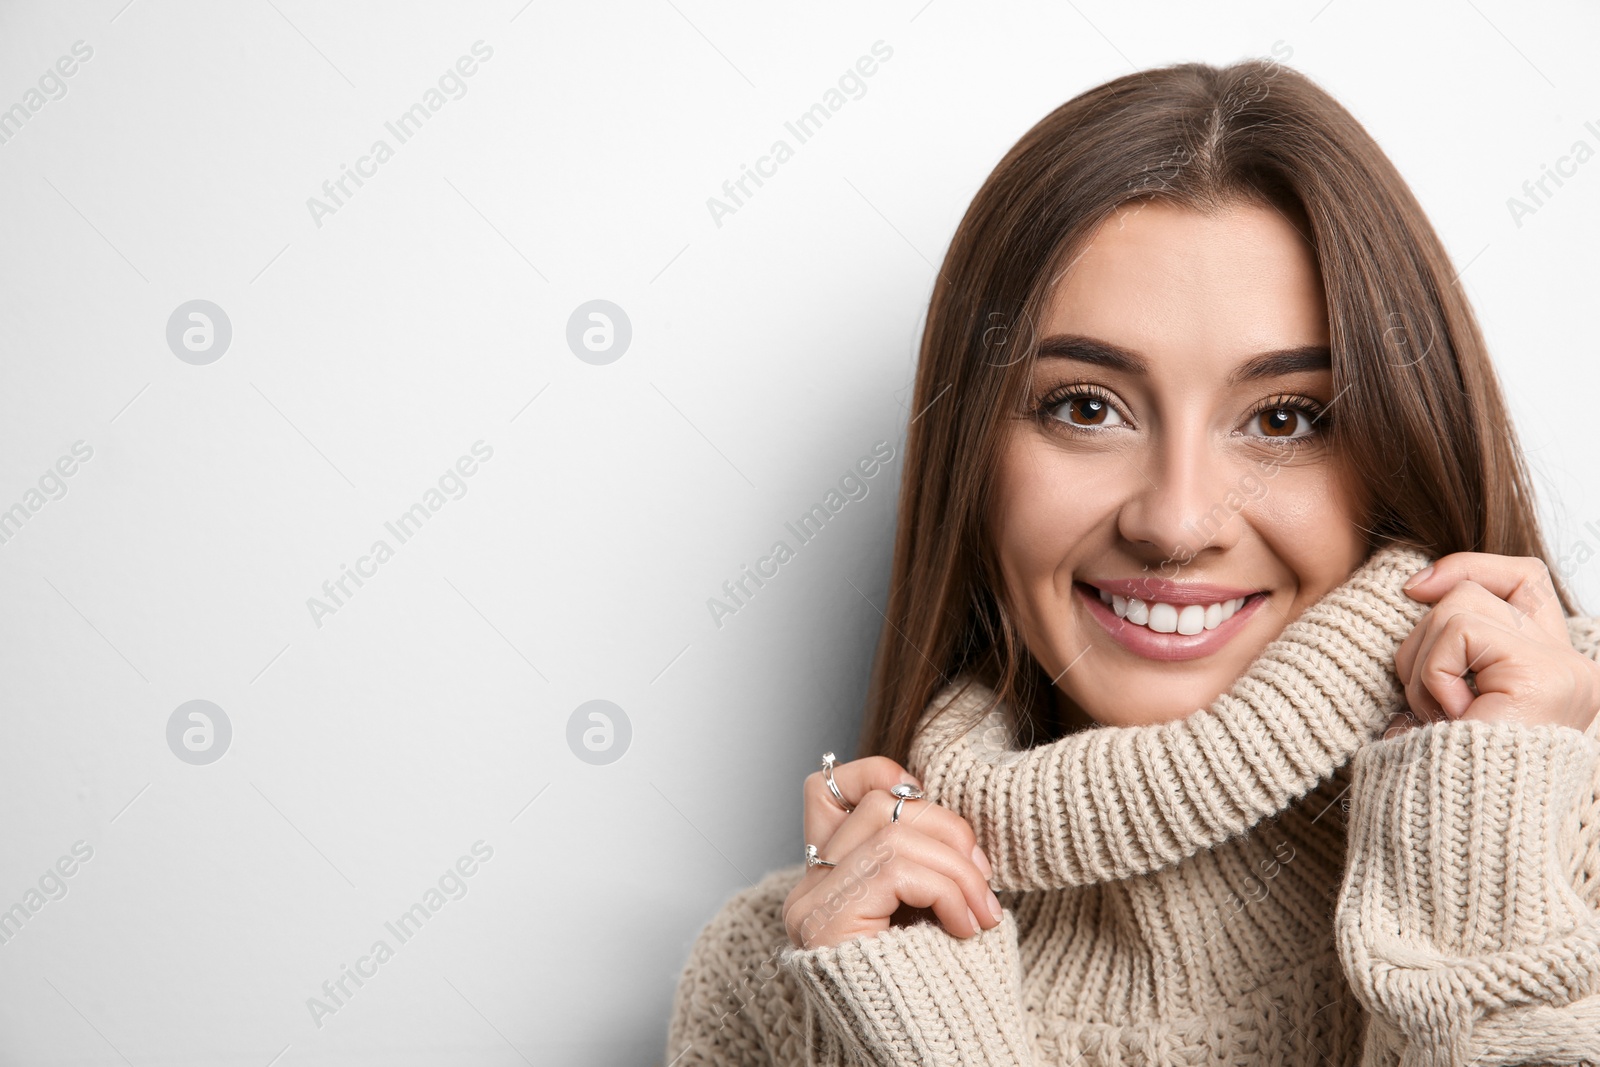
[1046,391,1127,430]
[1247,405,1315,439]
[1069,397,1109,425]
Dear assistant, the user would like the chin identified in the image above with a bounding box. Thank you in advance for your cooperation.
[1065,659,1254,728]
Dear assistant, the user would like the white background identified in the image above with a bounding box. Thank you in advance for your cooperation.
[0,1,1596,1064]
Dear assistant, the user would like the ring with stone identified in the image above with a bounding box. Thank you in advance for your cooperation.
[805,843,837,869]
[821,751,854,813]
[890,782,924,823]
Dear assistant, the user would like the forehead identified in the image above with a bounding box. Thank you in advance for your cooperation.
[1041,199,1329,359]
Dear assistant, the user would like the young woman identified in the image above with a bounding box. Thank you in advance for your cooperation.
[665,58,1600,1065]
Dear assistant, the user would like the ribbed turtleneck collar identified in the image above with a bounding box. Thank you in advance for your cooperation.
[904,542,1436,893]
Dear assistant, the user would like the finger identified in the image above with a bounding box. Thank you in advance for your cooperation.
[1411,612,1529,721]
[1396,609,1456,719]
[803,755,919,850]
[1399,667,1447,725]
[829,817,998,931]
[791,859,977,948]
[879,827,1000,932]
[788,838,992,948]
[1381,709,1425,740]
[784,843,911,948]
[1403,552,1568,646]
[1456,641,1600,731]
[1395,581,1524,685]
[1405,609,1480,720]
[822,788,989,879]
[887,863,988,941]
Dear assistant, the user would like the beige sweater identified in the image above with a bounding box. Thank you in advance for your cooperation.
[664,543,1600,1065]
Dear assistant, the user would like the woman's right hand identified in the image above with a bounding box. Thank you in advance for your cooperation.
[781,755,1003,950]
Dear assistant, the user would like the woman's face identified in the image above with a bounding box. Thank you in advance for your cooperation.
[988,197,1371,729]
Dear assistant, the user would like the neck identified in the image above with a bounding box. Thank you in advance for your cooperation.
[1051,688,1099,735]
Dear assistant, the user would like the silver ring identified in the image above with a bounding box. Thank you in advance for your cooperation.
[890,782,924,823]
[821,751,853,813]
[805,843,837,869]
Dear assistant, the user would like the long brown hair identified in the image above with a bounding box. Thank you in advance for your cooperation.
[858,58,1578,766]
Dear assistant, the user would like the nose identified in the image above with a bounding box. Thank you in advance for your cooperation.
[1115,430,1244,564]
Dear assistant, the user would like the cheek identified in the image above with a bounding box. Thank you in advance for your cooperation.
[990,439,1120,590]
[1247,466,1368,584]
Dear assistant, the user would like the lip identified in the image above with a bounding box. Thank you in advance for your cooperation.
[1074,580,1267,662]
[1081,576,1261,606]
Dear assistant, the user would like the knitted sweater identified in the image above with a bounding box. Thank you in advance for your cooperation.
[664,543,1600,1066]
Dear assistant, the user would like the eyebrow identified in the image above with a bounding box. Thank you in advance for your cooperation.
[1035,334,1332,385]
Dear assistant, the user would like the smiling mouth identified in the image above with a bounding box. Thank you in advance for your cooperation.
[1074,581,1266,635]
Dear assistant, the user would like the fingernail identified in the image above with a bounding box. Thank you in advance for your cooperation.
[971,844,993,879]
[986,888,1003,923]
[965,907,979,935]
[1403,565,1433,591]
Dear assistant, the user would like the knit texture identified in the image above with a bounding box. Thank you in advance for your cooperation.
[664,543,1600,1065]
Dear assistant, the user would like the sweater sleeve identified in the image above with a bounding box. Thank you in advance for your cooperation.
[664,865,811,1067]
[665,906,782,1067]
[1334,717,1600,1066]
[777,908,1037,1066]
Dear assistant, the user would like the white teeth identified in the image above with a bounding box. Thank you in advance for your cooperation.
[1099,591,1253,634]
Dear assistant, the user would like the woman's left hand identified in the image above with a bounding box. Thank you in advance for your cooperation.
[1388,552,1600,737]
